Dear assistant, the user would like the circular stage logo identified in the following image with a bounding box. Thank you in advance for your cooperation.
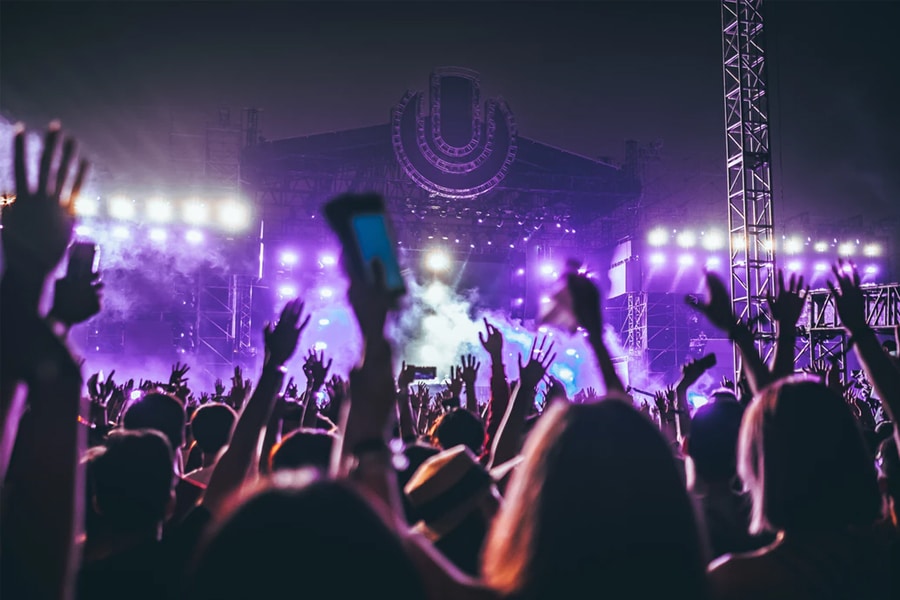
[392,67,518,199]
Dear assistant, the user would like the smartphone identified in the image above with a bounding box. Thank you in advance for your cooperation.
[67,241,100,280]
[323,193,406,299]
[412,366,437,380]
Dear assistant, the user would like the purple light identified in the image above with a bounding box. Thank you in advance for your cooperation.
[319,253,337,267]
[280,251,299,266]
[319,287,334,299]
[786,260,802,272]
[278,284,297,298]
[149,228,168,242]
[185,229,204,244]
[313,341,328,351]
[516,268,525,276]
[678,254,695,267]
[705,256,722,269]
[318,318,330,326]
[649,252,666,266]
[513,297,524,306]
[864,265,878,275]
[814,262,828,272]
[539,262,555,277]
[112,226,131,239]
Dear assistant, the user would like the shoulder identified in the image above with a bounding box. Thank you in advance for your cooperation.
[707,546,781,600]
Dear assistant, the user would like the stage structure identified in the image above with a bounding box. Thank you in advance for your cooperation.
[241,68,642,325]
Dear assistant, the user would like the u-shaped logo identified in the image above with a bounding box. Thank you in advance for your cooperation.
[392,68,518,199]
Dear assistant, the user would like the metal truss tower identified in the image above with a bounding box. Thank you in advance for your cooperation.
[722,0,777,376]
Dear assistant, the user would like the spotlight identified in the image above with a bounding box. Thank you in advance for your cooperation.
[278,284,297,298]
[111,226,130,239]
[319,287,334,299]
[539,262,555,278]
[185,229,204,244]
[425,249,451,272]
[837,242,855,256]
[565,348,577,357]
[319,253,337,267]
[864,265,878,276]
[649,252,666,266]
[786,260,802,272]
[540,296,551,304]
[280,251,299,266]
[676,231,696,248]
[705,256,722,269]
[556,366,575,383]
[218,200,250,231]
[516,268,525,276]
[687,391,709,410]
[731,233,746,249]
[760,238,774,252]
[513,297,524,306]
[74,196,99,217]
[149,228,168,242]
[863,243,881,257]
[318,318,330,326]
[814,262,828,272]
[701,230,725,251]
[678,254,695,267]
[183,200,209,225]
[783,238,803,254]
[146,197,173,222]
[74,225,92,237]
[647,228,669,247]
[314,341,328,351]
[108,196,135,220]
[814,241,829,253]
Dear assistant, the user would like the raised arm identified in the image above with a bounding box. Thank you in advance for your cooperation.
[567,273,625,395]
[829,261,900,449]
[202,299,309,514]
[301,348,332,428]
[768,269,807,380]
[480,318,509,454]
[459,353,481,414]
[396,362,418,441]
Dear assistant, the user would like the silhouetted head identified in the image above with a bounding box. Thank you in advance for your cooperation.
[122,392,186,454]
[430,408,485,456]
[87,429,175,534]
[190,403,236,456]
[685,398,744,484]
[738,376,881,535]
[483,398,709,599]
[190,471,426,600]
[268,428,336,472]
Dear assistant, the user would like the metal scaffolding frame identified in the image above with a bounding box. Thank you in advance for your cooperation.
[722,0,777,377]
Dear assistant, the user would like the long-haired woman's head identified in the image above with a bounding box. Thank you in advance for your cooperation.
[482,399,708,599]
[738,376,880,535]
[190,470,426,600]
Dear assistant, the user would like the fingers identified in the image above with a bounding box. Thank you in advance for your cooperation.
[518,352,525,371]
[37,124,61,198]
[14,127,27,195]
[54,138,76,203]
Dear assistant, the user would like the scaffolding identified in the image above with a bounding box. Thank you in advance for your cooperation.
[721,0,777,378]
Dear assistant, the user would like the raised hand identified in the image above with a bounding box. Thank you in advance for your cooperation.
[264,299,310,366]
[767,269,808,329]
[169,362,190,389]
[302,348,332,389]
[678,356,714,391]
[518,334,557,392]
[479,318,504,358]
[446,366,464,398]
[584,386,598,401]
[827,260,867,333]
[567,272,603,335]
[459,353,480,385]
[48,272,103,327]
[689,271,738,333]
[324,374,347,409]
[214,378,226,398]
[397,361,416,391]
[283,376,298,399]
[3,124,89,282]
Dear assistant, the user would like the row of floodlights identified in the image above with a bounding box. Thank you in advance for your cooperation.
[646,228,883,257]
[73,196,252,232]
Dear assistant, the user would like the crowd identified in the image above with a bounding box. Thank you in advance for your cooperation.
[1,125,898,600]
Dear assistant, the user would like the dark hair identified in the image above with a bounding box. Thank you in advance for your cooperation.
[430,408,485,456]
[738,376,881,534]
[269,428,335,472]
[483,399,709,599]
[687,398,744,482]
[190,403,236,455]
[190,471,427,600]
[122,392,186,452]
[88,429,174,531]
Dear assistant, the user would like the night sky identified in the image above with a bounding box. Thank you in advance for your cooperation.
[2,1,898,226]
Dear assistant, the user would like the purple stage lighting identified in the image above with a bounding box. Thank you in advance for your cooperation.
[146,198,173,223]
[516,268,525,276]
[185,229,204,244]
[111,225,131,239]
[864,265,878,275]
[278,284,297,298]
[647,228,668,247]
[318,318,330,326]
[539,262,556,278]
[74,225,92,237]
[701,231,725,251]
[319,253,337,267]
[149,228,168,242]
[109,196,136,220]
[649,252,666,266]
[319,287,334,299]
[314,341,328,351]
[705,256,722,269]
[74,196,100,217]
[786,260,802,272]
[678,254,695,267]
[814,262,828,272]
[676,231,696,248]
[280,251,299,266]
[513,297,524,306]
[183,201,209,225]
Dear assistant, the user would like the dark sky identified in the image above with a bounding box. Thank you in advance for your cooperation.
[2,1,898,225]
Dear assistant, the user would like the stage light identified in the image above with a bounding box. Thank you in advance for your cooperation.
[319,287,334,299]
[318,318,330,326]
[565,348,577,357]
[647,228,669,247]
[786,260,802,272]
[557,366,575,383]
[146,197,173,222]
[863,243,881,257]
[74,196,99,217]
[649,252,666,266]
[701,231,725,251]
[784,238,803,254]
[516,268,525,276]
[838,242,855,256]
[678,254,695,267]
[183,200,209,225]
[319,253,337,267]
[513,297,524,306]
[149,228,167,242]
[108,196,135,220]
[540,296,551,304]
[687,391,709,410]
[705,256,722,269]
[676,231,696,248]
[74,225,92,237]
[539,262,556,278]
[814,262,828,272]
[425,249,451,272]
[185,229,204,244]
[280,251,299,266]
[864,265,879,276]
[814,241,829,252]
[111,226,130,239]
[760,238,774,252]
[314,341,328,351]
[278,284,297,298]
[731,233,746,249]
[218,200,250,231]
